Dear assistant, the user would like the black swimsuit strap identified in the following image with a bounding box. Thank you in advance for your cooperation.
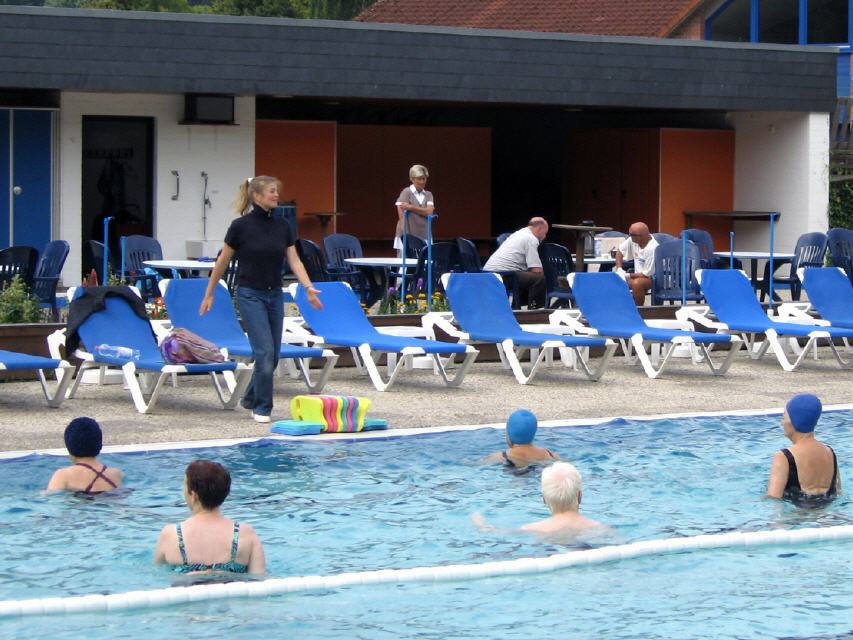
[828,446,838,495]
[74,462,118,493]
[781,448,800,493]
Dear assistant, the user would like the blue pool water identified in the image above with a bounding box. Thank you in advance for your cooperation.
[2,411,853,638]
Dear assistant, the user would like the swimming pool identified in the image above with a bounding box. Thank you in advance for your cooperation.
[2,409,852,638]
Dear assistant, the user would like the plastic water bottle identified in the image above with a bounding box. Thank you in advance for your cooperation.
[94,344,140,360]
[594,238,602,257]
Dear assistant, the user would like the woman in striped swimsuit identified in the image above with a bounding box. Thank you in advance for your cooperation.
[154,460,265,576]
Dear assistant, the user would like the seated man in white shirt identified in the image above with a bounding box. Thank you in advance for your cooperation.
[483,217,548,309]
[615,222,659,305]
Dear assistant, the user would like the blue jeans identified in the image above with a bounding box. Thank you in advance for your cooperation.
[236,286,283,416]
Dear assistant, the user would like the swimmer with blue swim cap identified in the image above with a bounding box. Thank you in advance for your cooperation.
[482,409,560,469]
[767,394,841,504]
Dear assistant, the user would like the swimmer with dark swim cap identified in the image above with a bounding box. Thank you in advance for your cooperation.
[767,394,841,504]
[46,417,124,494]
[481,409,560,469]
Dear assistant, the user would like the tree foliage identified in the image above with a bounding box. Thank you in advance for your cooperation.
[300,0,374,19]
[35,0,376,18]
[829,177,853,230]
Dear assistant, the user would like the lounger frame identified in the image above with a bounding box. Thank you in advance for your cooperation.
[0,351,73,408]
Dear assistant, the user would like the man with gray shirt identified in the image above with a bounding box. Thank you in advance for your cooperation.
[484,217,548,309]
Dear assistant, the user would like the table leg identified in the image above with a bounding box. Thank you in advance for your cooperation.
[318,215,331,236]
[575,234,586,273]
[749,259,759,290]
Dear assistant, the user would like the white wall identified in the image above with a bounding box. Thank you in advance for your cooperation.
[58,92,255,284]
[729,111,829,252]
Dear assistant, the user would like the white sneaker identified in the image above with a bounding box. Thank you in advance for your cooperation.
[252,413,271,424]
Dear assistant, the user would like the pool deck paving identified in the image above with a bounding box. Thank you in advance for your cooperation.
[2,348,852,453]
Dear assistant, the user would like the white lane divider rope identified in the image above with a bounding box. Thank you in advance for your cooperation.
[3,524,853,618]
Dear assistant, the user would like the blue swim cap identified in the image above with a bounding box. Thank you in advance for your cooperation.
[64,416,103,458]
[786,394,822,433]
[507,409,537,445]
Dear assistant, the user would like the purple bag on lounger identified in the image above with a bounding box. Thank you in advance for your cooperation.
[160,327,225,364]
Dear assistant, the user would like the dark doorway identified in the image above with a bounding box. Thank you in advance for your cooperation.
[81,116,153,278]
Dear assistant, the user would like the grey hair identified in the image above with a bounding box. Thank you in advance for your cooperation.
[409,164,429,180]
[541,462,582,512]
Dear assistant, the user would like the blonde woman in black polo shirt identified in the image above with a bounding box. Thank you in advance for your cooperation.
[201,176,322,423]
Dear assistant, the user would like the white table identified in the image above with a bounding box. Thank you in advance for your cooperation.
[713,251,796,292]
[344,257,419,304]
[144,259,217,272]
[344,257,409,268]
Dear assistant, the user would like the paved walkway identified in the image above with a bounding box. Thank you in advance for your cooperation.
[2,349,852,453]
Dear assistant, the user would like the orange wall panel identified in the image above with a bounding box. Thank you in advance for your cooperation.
[659,129,735,248]
[337,125,491,251]
[255,120,336,244]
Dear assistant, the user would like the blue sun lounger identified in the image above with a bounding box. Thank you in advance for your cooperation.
[559,272,742,378]
[66,287,252,412]
[0,349,73,407]
[797,267,853,330]
[160,279,337,393]
[437,272,616,384]
[690,269,853,371]
[293,281,478,391]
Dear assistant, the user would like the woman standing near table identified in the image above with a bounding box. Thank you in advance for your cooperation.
[200,176,322,423]
[394,164,435,255]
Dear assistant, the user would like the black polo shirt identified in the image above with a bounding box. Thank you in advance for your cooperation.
[224,204,294,290]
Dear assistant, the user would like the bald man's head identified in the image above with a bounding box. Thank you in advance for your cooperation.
[628,222,651,247]
[528,217,549,241]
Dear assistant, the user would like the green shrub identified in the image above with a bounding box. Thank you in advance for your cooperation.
[829,177,853,230]
[0,276,43,324]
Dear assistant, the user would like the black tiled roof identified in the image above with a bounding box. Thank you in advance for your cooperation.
[0,6,837,112]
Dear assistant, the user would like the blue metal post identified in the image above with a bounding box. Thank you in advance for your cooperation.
[426,214,436,311]
[768,212,777,307]
[729,231,735,269]
[101,216,113,285]
[680,230,688,306]
[120,235,126,286]
[400,210,409,303]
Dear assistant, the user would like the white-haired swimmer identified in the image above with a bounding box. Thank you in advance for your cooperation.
[472,462,609,539]
[520,461,604,534]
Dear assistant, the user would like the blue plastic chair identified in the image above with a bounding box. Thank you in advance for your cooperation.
[495,232,512,247]
[295,239,330,283]
[759,231,827,302]
[800,267,853,329]
[160,278,337,393]
[652,232,677,245]
[827,227,853,284]
[323,233,376,304]
[683,228,742,270]
[0,245,38,290]
[697,269,853,371]
[651,240,703,305]
[120,235,164,300]
[568,272,740,378]
[455,237,482,273]
[442,272,615,384]
[32,240,70,321]
[0,348,73,407]
[66,285,251,412]
[410,241,457,296]
[293,281,477,391]
[538,242,575,309]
